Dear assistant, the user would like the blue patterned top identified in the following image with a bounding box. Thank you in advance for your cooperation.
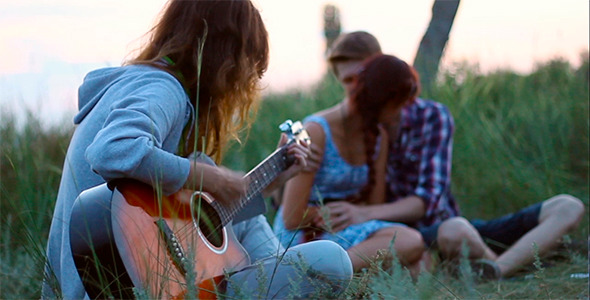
[305,115,368,204]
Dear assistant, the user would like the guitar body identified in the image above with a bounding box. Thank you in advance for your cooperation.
[70,180,249,299]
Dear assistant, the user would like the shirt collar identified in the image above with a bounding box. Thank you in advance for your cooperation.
[400,98,425,129]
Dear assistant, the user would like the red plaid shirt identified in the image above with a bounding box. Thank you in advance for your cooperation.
[386,98,460,228]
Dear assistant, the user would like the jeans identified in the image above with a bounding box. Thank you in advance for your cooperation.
[229,215,353,298]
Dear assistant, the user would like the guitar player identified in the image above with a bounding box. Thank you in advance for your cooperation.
[42,0,352,299]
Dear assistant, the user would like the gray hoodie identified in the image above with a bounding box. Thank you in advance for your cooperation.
[42,64,192,299]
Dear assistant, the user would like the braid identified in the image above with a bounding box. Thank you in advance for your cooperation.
[348,80,380,203]
[358,114,379,203]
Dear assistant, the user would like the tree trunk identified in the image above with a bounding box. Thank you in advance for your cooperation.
[323,4,341,54]
[413,0,460,91]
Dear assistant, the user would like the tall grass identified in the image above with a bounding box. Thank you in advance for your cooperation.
[1,111,73,299]
[1,56,588,299]
[433,57,589,220]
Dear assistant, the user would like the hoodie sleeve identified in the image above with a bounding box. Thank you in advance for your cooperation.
[85,71,190,195]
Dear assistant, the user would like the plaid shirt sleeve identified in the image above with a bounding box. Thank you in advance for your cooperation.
[413,103,455,224]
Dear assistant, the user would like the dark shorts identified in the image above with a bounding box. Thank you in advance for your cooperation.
[419,202,543,254]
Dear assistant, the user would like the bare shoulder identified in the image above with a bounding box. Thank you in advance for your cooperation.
[304,120,326,149]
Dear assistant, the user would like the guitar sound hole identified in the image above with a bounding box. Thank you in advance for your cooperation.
[193,199,223,248]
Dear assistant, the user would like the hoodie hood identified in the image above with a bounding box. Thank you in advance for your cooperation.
[74,67,126,124]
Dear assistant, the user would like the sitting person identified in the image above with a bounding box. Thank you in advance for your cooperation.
[41,1,353,299]
[273,54,429,276]
[302,30,586,280]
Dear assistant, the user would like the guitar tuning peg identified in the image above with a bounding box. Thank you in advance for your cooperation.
[279,119,294,134]
[279,120,310,145]
[290,121,304,135]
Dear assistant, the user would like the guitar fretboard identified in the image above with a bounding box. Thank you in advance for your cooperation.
[212,146,290,225]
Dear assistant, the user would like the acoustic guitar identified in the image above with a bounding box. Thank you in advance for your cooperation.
[70,120,310,299]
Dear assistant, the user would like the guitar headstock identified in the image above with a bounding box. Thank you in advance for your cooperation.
[279,119,311,146]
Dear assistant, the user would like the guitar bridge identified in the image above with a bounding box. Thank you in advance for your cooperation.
[156,219,189,276]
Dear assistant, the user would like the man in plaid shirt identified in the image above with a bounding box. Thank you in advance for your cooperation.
[309,31,585,279]
[386,96,460,228]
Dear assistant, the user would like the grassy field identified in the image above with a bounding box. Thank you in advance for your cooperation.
[1,55,588,299]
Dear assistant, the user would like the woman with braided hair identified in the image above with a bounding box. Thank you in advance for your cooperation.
[274,54,429,274]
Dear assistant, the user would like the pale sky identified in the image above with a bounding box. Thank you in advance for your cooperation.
[1,0,588,125]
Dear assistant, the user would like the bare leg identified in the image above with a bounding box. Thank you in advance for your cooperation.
[346,226,425,273]
[437,217,497,261]
[495,195,584,277]
[411,251,434,277]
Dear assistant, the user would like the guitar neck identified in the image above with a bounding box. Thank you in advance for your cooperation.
[215,145,292,225]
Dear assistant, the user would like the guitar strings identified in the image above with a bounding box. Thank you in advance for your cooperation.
[160,146,290,250]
